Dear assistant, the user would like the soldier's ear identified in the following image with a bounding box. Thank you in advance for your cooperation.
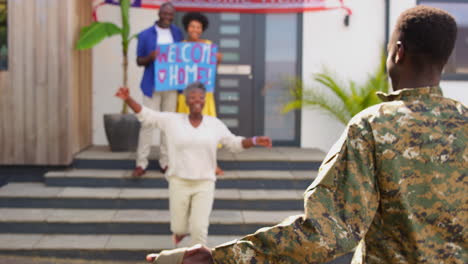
[395,41,405,64]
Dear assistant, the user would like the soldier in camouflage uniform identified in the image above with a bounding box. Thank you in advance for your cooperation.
[147,5,467,264]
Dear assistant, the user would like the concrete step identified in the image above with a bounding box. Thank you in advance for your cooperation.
[0,234,353,263]
[72,146,324,171]
[44,169,317,189]
[0,183,305,210]
[0,208,302,235]
[0,145,351,263]
[0,234,237,260]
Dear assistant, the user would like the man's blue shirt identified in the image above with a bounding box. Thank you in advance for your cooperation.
[137,23,183,97]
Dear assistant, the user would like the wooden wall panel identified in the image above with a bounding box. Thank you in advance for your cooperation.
[0,0,93,165]
[46,0,60,164]
[72,0,93,154]
[34,0,48,164]
[23,0,36,163]
[0,71,11,163]
[10,0,26,164]
[58,0,71,164]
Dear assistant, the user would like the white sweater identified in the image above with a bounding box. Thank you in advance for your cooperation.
[136,107,245,181]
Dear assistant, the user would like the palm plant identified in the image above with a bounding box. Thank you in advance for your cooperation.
[76,0,136,114]
[283,53,389,125]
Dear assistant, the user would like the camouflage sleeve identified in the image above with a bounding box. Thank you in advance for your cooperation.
[212,118,380,264]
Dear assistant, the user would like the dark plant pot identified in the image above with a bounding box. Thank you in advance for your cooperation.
[103,114,141,152]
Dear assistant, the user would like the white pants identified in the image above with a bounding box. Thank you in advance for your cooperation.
[136,90,177,169]
[168,177,215,246]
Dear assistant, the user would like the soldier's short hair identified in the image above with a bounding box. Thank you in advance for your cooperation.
[184,81,206,97]
[394,6,457,66]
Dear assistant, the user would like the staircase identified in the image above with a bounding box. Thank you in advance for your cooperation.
[0,146,353,263]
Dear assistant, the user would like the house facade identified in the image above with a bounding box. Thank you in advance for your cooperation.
[92,0,468,151]
[1,0,467,165]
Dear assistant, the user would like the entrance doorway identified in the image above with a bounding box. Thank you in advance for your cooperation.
[176,12,301,144]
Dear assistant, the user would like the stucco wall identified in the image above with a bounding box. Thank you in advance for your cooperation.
[92,6,160,145]
[91,3,467,148]
[300,0,386,151]
[300,0,468,152]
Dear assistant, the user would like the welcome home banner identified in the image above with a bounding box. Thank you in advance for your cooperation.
[155,43,218,92]
[103,0,351,14]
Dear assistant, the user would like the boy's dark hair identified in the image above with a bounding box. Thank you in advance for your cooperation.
[394,5,457,66]
[184,81,206,97]
[182,12,209,32]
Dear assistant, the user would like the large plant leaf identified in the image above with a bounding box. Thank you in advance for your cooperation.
[283,51,390,125]
[283,100,303,113]
[76,22,122,50]
[314,73,349,105]
[302,89,350,124]
[284,79,350,124]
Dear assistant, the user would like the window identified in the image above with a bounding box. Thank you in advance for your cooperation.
[419,0,468,79]
[264,13,300,142]
[0,0,6,70]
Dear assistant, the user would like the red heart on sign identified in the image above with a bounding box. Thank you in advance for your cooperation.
[158,70,166,83]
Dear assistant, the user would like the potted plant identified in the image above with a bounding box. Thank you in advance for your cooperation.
[76,0,140,151]
[283,52,389,125]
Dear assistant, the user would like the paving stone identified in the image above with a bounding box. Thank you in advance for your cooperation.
[296,189,306,198]
[206,236,239,247]
[214,189,240,199]
[75,146,132,160]
[216,170,238,179]
[291,170,317,179]
[216,149,236,161]
[276,147,326,161]
[176,235,239,248]
[121,170,164,179]
[68,170,127,178]
[0,183,304,200]
[0,208,54,221]
[112,210,170,223]
[75,145,324,163]
[45,169,304,180]
[233,149,289,161]
[105,235,239,250]
[239,190,302,200]
[210,210,242,224]
[58,187,121,198]
[0,234,43,249]
[47,209,117,223]
[242,210,303,224]
[44,171,68,178]
[119,188,168,199]
[0,255,138,264]
[106,235,172,250]
[34,235,109,249]
[47,170,128,179]
[236,170,293,179]
[0,183,63,198]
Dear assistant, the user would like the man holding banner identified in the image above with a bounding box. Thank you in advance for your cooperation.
[134,2,183,178]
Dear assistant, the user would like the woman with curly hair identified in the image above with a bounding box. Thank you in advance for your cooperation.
[177,12,224,175]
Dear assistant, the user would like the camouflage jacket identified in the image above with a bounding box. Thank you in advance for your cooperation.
[212,86,467,263]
